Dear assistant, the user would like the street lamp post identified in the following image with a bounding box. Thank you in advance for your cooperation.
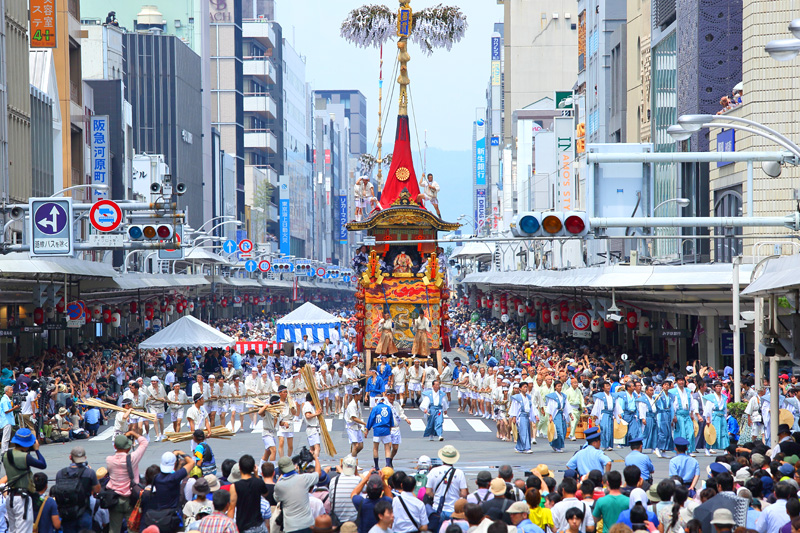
[49,183,109,197]
[195,215,235,232]
[653,197,690,214]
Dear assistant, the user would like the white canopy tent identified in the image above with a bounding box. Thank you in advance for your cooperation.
[138,315,236,350]
[276,302,342,343]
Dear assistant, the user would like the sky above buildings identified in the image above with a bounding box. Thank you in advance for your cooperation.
[276,0,504,155]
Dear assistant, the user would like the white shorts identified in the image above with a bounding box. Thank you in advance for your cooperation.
[373,434,392,444]
[129,415,141,424]
[307,428,321,446]
[345,385,354,395]
[390,430,402,445]
[278,430,294,438]
[348,428,364,443]
[443,386,452,393]
[262,434,276,449]
[408,383,421,392]
[216,402,228,413]
[231,402,245,413]
[170,410,184,422]
[395,383,406,394]
[369,397,381,407]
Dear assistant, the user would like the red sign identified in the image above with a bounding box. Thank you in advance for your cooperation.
[89,200,123,232]
[325,150,331,165]
[258,260,271,272]
[238,239,253,254]
[571,312,590,331]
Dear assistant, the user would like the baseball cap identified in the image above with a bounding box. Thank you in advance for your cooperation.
[114,434,132,450]
[507,502,530,514]
[278,457,295,474]
[70,447,87,464]
[490,478,507,496]
[160,451,177,474]
[342,455,358,476]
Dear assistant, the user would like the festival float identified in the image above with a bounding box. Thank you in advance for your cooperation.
[342,1,465,368]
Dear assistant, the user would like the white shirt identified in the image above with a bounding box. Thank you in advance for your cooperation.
[551,497,595,533]
[303,402,319,428]
[392,491,429,533]
[345,400,362,430]
[21,391,36,415]
[186,405,208,429]
[426,465,467,513]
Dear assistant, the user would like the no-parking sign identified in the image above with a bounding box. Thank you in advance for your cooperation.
[571,312,590,331]
[89,200,122,232]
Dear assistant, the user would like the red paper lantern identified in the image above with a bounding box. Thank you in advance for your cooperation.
[130,302,138,314]
[33,307,44,325]
[561,308,568,322]
[102,309,112,324]
[56,299,65,314]
[146,310,154,320]
[626,311,638,330]
[542,308,551,324]
[604,320,615,329]
[221,298,228,308]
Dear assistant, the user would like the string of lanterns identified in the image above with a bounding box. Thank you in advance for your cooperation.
[468,290,651,334]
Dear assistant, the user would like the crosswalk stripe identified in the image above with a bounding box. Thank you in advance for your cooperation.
[442,419,460,432]
[465,419,492,433]
[90,427,115,441]
[409,419,426,431]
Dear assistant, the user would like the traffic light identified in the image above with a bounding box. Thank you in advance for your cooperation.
[510,212,590,238]
[127,224,174,241]
[510,212,543,237]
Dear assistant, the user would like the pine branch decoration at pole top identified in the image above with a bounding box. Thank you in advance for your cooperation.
[341,1,467,116]
[340,3,468,55]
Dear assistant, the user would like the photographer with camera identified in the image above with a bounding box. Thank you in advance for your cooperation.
[274,446,323,533]
[0,385,21,453]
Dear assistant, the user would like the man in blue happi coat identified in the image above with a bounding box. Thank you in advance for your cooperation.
[366,395,395,469]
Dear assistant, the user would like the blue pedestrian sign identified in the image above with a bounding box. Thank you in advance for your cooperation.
[30,197,73,256]
[223,240,237,254]
[245,260,258,273]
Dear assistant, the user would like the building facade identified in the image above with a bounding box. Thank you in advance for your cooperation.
[122,32,204,227]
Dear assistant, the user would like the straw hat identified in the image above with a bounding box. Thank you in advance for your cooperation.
[780,409,794,427]
[614,420,628,440]
[693,419,699,437]
[547,420,556,441]
[704,424,717,445]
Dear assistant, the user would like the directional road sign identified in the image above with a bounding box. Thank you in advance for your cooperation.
[223,240,237,254]
[30,197,73,256]
[238,239,253,255]
[89,199,122,232]
[258,260,272,272]
[245,260,258,273]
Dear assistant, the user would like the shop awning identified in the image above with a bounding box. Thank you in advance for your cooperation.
[741,254,800,297]
[0,253,117,278]
[451,242,494,260]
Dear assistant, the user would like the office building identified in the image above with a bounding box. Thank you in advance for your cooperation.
[122,32,204,227]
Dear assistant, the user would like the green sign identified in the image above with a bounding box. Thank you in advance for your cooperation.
[470,311,479,323]
[555,91,573,110]
[520,326,528,341]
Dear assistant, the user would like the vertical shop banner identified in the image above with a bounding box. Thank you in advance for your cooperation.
[338,195,348,244]
[30,0,57,48]
[90,116,110,201]
[554,117,575,211]
[279,182,290,255]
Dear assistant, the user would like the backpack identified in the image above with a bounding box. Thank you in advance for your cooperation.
[414,471,428,494]
[196,443,216,475]
[52,465,91,521]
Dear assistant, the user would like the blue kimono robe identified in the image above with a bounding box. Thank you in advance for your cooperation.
[703,392,730,450]
[655,390,675,452]
[545,391,568,450]
[620,392,642,444]
[670,387,696,452]
[422,389,448,438]
[637,394,658,450]
[511,392,534,452]
[593,392,617,449]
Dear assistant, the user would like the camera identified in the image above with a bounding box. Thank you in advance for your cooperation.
[292,446,315,471]
[605,313,624,323]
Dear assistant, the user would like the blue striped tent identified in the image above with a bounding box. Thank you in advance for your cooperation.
[276,302,342,343]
